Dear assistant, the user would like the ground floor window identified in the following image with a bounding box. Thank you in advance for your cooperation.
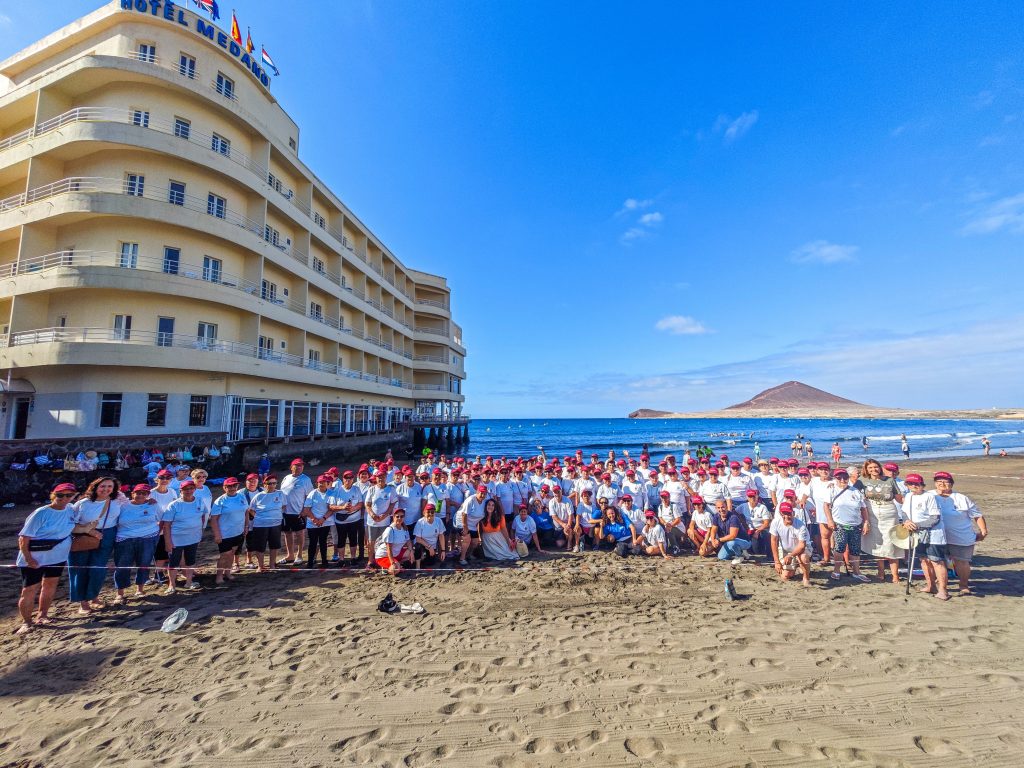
[146,394,167,427]
[189,395,210,427]
[99,393,122,428]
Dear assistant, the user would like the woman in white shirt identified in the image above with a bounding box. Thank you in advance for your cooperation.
[210,477,249,583]
[374,509,412,575]
[930,471,988,596]
[822,469,870,582]
[15,483,81,635]
[113,484,163,602]
[70,476,124,614]
[899,473,949,600]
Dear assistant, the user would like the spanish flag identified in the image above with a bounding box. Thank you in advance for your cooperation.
[230,11,243,46]
[245,27,255,54]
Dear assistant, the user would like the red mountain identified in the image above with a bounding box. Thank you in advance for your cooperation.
[725,381,868,411]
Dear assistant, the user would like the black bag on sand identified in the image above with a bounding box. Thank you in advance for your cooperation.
[377,593,399,614]
[614,541,631,558]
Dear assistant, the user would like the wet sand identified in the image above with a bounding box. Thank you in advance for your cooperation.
[0,456,1021,767]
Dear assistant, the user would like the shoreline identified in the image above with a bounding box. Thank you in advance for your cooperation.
[629,409,1024,420]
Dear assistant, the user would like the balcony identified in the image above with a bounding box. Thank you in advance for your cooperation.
[0,250,417,363]
[1,327,414,391]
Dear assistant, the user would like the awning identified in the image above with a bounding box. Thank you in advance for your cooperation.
[0,378,35,394]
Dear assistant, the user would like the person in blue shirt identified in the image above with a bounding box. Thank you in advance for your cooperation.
[528,494,556,549]
[595,506,636,554]
[708,500,752,564]
[257,453,272,480]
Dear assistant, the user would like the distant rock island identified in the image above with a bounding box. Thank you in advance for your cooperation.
[628,380,1024,420]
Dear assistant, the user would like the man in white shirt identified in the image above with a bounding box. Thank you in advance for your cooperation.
[329,470,365,565]
[280,458,314,565]
[770,502,812,586]
[412,503,447,568]
[364,472,397,570]
[548,485,578,552]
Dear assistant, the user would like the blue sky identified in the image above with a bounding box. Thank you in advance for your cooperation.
[3,2,1024,417]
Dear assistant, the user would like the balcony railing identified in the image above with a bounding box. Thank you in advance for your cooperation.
[4,326,414,390]
[414,353,449,364]
[0,249,417,360]
[416,297,450,310]
[414,326,450,338]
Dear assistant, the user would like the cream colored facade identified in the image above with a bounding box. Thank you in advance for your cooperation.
[0,1,466,443]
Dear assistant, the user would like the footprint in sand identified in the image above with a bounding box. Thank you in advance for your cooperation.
[913,736,965,756]
[331,727,392,753]
[623,737,687,766]
[439,701,489,716]
[403,745,455,767]
[535,699,582,717]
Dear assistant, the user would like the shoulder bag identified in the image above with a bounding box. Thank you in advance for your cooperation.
[70,499,111,553]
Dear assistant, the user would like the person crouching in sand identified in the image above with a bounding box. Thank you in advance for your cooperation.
[631,511,670,559]
[374,510,412,576]
[688,496,716,557]
[770,502,812,586]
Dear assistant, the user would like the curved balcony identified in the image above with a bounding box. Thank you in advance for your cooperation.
[0,176,418,339]
[0,250,418,365]
[0,327,413,393]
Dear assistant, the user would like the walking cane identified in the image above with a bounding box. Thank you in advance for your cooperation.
[905,532,918,596]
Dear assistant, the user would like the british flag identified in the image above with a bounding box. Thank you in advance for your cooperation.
[193,0,220,21]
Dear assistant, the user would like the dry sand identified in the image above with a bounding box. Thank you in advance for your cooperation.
[0,456,1022,768]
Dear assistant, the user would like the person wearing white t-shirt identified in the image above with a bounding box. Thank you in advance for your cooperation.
[930,471,988,597]
[688,496,716,557]
[656,492,685,553]
[412,504,447,568]
[510,505,542,554]
[822,469,870,582]
[280,460,314,565]
[632,512,669,559]
[737,490,772,557]
[548,486,578,551]
[492,468,516,520]
[456,485,489,565]
[302,475,336,569]
[365,473,397,570]
[725,464,755,507]
[374,511,412,575]
[330,471,365,565]
[900,473,949,600]
[395,473,426,530]
[809,464,834,562]
[699,471,730,509]
[209,478,248,584]
[769,503,812,586]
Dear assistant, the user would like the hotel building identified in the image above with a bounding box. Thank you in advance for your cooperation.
[0,1,467,449]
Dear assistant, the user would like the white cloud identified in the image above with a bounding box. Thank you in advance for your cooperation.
[0,14,11,27]
[790,239,858,264]
[639,211,663,225]
[617,198,653,216]
[655,315,708,335]
[620,227,648,243]
[961,193,1024,235]
[714,110,759,143]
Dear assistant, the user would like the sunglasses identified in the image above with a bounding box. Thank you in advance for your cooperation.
[265,482,278,486]
[55,492,76,498]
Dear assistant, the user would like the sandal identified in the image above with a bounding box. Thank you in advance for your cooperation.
[829,571,842,581]
[15,623,32,635]
[35,616,53,625]
[112,596,126,606]
[851,574,871,583]
[960,587,973,596]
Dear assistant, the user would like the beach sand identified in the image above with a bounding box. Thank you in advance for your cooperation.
[0,456,1021,767]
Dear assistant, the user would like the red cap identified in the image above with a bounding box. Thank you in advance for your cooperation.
[834,469,849,478]
[783,489,797,498]
[552,485,563,493]
[659,490,671,498]
[132,483,152,493]
[797,468,810,476]
[476,484,488,492]
[905,473,924,484]
[223,477,239,487]
[342,470,355,479]
[691,495,704,504]
[778,502,794,513]
[625,470,635,476]
[645,511,657,518]
[769,457,780,463]
[720,454,728,460]
[263,474,278,483]
[359,464,370,473]
[156,470,173,478]
[730,461,740,468]
[53,482,77,494]
[621,494,633,502]
[745,489,757,497]
[317,474,331,483]
[518,503,528,510]
[743,457,753,464]
[180,479,197,489]
[933,471,954,482]
[290,458,304,466]
[245,473,260,481]
[601,473,612,479]
[883,463,899,471]
[708,468,719,476]
[649,471,659,478]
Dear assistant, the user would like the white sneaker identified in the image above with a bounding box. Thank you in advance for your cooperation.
[731,557,745,565]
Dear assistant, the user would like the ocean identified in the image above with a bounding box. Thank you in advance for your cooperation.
[461,417,1024,463]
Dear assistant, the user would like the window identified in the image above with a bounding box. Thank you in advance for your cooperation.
[157,317,175,347]
[119,242,139,269]
[258,335,274,359]
[267,172,282,193]
[163,247,180,275]
[261,280,277,301]
[137,43,156,63]
[58,315,67,328]
[313,212,326,229]
[202,256,222,283]
[288,137,297,151]
[263,225,280,247]
[215,72,235,99]
[310,301,323,321]
[207,193,226,219]
[312,256,325,274]
[125,173,145,197]
[168,181,185,206]
[174,117,191,140]
[308,349,320,365]
[211,133,231,157]
[197,322,218,345]
[131,109,150,128]
[112,315,132,341]
[189,395,210,427]
[178,53,196,80]
[99,393,122,428]
[146,394,168,427]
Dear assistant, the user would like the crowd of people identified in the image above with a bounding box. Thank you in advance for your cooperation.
[12,449,989,635]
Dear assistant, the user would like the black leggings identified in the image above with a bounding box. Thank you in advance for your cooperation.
[335,520,364,559]
[306,528,330,566]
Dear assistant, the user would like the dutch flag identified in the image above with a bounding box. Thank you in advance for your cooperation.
[262,46,280,77]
